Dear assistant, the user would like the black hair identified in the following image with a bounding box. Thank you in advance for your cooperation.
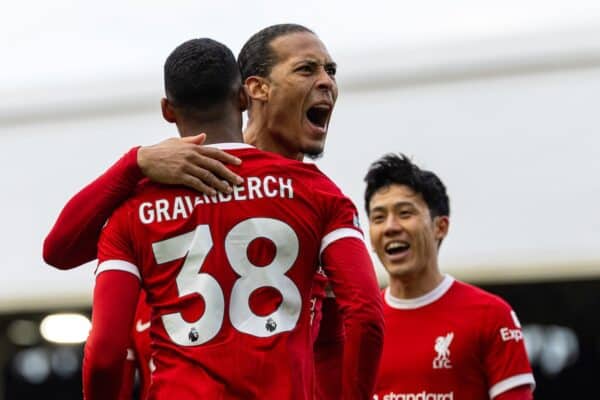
[164,38,240,110]
[364,153,450,219]
[238,23,314,81]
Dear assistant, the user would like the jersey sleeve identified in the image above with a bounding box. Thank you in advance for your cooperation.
[84,202,143,400]
[481,299,535,399]
[96,202,141,280]
[319,192,364,256]
[313,297,345,400]
[83,270,141,400]
[494,385,534,400]
[43,146,143,269]
[320,238,384,400]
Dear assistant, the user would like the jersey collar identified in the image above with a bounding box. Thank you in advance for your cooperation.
[385,274,455,310]
[204,142,255,150]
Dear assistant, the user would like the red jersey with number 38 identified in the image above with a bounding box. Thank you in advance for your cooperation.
[97,144,364,400]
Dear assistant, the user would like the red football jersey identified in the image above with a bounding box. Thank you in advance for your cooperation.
[126,277,326,400]
[97,143,365,400]
[374,275,535,400]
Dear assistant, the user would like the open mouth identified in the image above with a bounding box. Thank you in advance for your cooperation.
[385,241,410,256]
[306,104,331,129]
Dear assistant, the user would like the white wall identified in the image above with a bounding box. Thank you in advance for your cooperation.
[2,1,600,311]
[3,63,600,311]
[321,67,600,283]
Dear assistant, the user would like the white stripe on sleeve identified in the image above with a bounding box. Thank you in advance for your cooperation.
[489,373,536,398]
[96,260,141,280]
[319,227,364,257]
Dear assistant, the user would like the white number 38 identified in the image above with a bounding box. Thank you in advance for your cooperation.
[151,218,302,346]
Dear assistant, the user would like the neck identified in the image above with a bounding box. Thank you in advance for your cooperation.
[179,118,242,145]
[387,265,444,300]
[244,117,304,161]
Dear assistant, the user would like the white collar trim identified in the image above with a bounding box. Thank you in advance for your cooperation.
[385,275,455,310]
[204,142,254,150]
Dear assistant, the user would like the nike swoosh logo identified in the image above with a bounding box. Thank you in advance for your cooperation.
[136,319,151,332]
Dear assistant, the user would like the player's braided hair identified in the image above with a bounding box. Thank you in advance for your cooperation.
[164,38,240,110]
[364,153,450,219]
[238,23,314,80]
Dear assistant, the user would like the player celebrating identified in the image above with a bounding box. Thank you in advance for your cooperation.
[365,154,535,400]
[82,37,383,400]
[45,24,378,399]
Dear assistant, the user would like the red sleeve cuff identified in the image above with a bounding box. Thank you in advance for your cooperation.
[122,146,145,184]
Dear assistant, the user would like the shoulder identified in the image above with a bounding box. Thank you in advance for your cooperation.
[447,280,515,323]
[451,280,511,308]
[229,148,329,178]
[298,163,344,193]
[451,281,519,333]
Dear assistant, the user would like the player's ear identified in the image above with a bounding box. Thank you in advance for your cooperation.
[161,97,177,123]
[433,216,449,242]
[245,76,269,102]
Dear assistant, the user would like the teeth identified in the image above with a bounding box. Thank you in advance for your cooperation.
[385,242,406,251]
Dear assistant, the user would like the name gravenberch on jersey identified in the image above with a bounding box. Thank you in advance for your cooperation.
[139,175,294,224]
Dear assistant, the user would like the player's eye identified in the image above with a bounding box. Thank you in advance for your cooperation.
[398,210,414,219]
[296,64,314,74]
[325,64,337,77]
[370,214,385,223]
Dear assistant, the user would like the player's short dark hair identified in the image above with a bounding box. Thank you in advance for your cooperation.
[164,38,240,110]
[364,153,450,219]
[238,23,314,81]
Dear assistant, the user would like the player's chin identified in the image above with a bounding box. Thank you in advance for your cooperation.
[304,147,324,160]
[385,261,414,278]
[302,139,326,160]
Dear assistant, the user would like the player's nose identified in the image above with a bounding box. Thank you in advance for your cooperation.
[383,215,403,235]
[315,67,336,94]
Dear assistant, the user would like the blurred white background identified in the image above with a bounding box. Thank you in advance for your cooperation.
[1,0,600,310]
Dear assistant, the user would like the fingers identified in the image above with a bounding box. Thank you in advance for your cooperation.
[199,146,242,166]
[183,163,234,195]
[191,149,243,185]
[139,135,245,195]
[180,174,219,197]
[182,133,207,145]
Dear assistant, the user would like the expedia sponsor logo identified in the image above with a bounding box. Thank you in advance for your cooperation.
[500,327,523,342]
[373,392,454,400]
[500,310,524,342]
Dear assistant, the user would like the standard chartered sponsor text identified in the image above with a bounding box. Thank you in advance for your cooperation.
[374,392,453,400]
